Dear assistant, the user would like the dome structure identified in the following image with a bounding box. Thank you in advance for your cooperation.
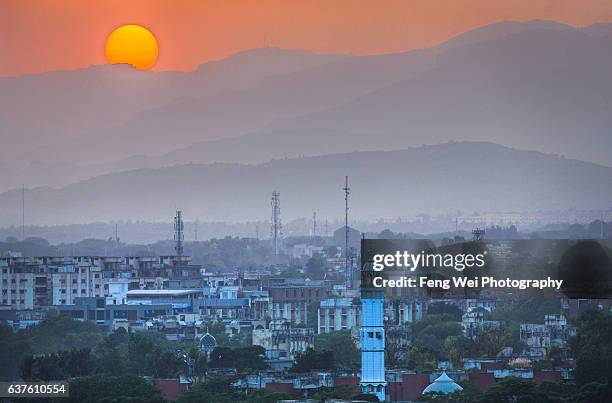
[422,372,463,395]
[199,331,217,358]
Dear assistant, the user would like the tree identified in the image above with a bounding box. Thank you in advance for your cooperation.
[290,348,335,372]
[571,309,612,389]
[487,300,560,324]
[67,374,164,403]
[94,335,124,375]
[444,335,473,366]
[476,378,559,403]
[0,323,32,381]
[176,377,239,403]
[571,382,610,403]
[126,333,155,375]
[24,315,103,354]
[411,314,458,337]
[147,348,184,378]
[314,330,360,369]
[305,253,327,279]
[427,302,462,320]
[205,320,251,348]
[21,348,95,381]
[472,327,507,358]
[408,345,438,370]
[351,393,380,402]
[312,384,360,400]
[209,346,267,372]
[412,317,463,360]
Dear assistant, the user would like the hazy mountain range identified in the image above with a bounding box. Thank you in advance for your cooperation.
[0,142,611,226]
[2,20,612,225]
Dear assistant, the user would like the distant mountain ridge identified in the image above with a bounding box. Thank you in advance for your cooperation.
[0,48,348,162]
[3,20,612,194]
[1,142,611,226]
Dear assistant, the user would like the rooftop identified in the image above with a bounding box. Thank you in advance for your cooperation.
[127,289,201,297]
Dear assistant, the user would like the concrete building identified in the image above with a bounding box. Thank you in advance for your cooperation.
[520,323,550,359]
[268,284,328,325]
[252,320,314,362]
[462,311,502,339]
[1,257,52,310]
[126,289,202,312]
[57,297,172,331]
[317,297,359,334]
[197,298,250,320]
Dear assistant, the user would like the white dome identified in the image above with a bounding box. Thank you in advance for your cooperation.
[422,372,463,395]
[199,332,217,351]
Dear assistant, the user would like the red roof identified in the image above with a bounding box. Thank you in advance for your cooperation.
[533,370,562,384]
[388,373,431,401]
[481,362,505,371]
[265,382,295,394]
[469,372,496,391]
[334,376,360,384]
[153,379,187,401]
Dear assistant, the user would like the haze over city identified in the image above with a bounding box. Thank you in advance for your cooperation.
[2,1,612,231]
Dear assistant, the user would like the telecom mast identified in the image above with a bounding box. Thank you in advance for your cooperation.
[271,191,282,255]
[174,210,184,257]
[472,227,486,241]
[312,211,317,238]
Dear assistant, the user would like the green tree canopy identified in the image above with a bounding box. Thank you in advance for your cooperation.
[314,330,359,369]
[67,374,165,403]
[290,348,335,373]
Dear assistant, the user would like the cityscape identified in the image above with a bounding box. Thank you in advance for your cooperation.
[1,198,612,401]
[3,1,612,401]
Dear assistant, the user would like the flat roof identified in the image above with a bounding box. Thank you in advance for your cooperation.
[127,289,201,297]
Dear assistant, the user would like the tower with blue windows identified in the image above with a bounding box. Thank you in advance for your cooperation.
[360,262,386,401]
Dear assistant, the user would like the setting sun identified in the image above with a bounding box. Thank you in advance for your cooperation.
[104,24,158,70]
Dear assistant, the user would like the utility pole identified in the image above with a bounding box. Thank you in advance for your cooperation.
[344,176,351,289]
[21,184,25,240]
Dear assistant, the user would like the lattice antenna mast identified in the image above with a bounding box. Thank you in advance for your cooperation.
[174,210,184,257]
[472,227,486,241]
[312,211,317,238]
[271,191,282,256]
[344,176,352,288]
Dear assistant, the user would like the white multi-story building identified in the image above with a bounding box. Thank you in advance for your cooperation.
[318,298,359,334]
[1,267,36,310]
[252,320,314,360]
[52,263,105,305]
[1,257,50,310]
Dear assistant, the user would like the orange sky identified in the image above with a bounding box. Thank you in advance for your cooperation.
[2,0,612,77]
